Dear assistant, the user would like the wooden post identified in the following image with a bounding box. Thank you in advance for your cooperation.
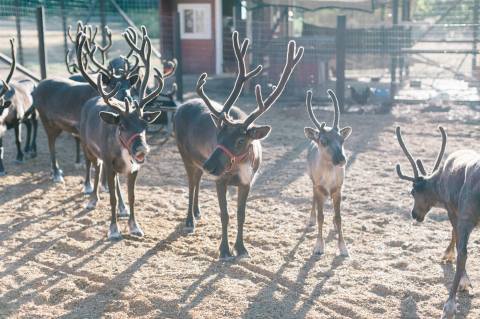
[14,0,24,65]
[36,6,47,79]
[473,0,479,71]
[99,0,108,48]
[335,15,346,112]
[234,0,242,32]
[390,0,399,102]
[60,0,68,58]
[174,12,184,102]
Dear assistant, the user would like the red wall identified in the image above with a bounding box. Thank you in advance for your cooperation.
[177,0,216,74]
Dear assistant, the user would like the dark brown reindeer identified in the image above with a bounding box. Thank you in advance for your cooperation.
[395,126,480,319]
[174,31,303,259]
[33,24,140,186]
[0,38,38,175]
[76,27,162,239]
[304,90,352,256]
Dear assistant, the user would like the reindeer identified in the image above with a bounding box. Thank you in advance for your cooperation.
[0,38,38,175]
[174,31,303,259]
[304,90,352,256]
[75,27,163,239]
[33,24,140,187]
[395,126,480,319]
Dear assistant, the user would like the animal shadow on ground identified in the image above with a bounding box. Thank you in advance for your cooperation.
[442,263,472,318]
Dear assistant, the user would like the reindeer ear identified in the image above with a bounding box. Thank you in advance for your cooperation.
[247,125,271,140]
[99,111,120,125]
[340,126,352,140]
[143,111,162,124]
[128,75,139,86]
[304,127,319,141]
[210,113,223,128]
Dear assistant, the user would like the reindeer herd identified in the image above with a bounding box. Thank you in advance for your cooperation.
[0,22,479,318]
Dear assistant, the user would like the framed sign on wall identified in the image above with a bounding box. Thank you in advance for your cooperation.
[178,3,212,39]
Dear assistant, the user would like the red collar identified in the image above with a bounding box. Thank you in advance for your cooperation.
[119,131,141,151]
[215,144,253,173]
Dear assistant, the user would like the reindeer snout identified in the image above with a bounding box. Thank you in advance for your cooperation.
[411,210,424,222]
[133,144,149,164]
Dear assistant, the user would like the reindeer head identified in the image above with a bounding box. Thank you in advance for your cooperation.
[196,31,303,176]
[0,38,15,117]
[395,126,447,222]
[304,90,352,166]
[78,26,165,164]
[74,24,140,101]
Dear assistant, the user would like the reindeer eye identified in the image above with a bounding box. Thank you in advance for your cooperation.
[236,138,245,148]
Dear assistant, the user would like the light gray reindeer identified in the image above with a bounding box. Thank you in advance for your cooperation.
[0,38,38,175]
[174,31,303,259]
[33,24,140,187]
[395,126,480,319]
[76,27,163,239]
[304,90,352,256]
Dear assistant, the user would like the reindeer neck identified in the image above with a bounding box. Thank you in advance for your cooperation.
[426,169,446,208]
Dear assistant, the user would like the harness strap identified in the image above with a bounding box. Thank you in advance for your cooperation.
[215,144,252,173]
[119,131,141,151]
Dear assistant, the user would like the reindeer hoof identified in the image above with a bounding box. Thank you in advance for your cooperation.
[459,274,472,292]
[128,222,145,237]
[52,174,64,183]
[442,251,455,264]
[184,219,195,233]
[441,299,457,319]
[117,207,130,220]
[194,209,202,220]
[108,226,122,241]
[313,239,325,256]
[15,158,24,164]
[219,250,234,261]
[100,185,109,193]
[86,200,97,210]
[339,243,350,257]
[0,171,6,176]
[307,216,316,228]
[83,184,94,195]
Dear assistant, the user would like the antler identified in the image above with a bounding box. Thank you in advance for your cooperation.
[327,89,340,129]
[242,39,304,127]
[395,126,419,182]
[416,126,447,176]
[96,26,112,64]
[305,90,326,131]
[1,38,16,102]
[97,72,124,113]
[196,31,263,118]
[123,26,164,109]
[75,32,99,90]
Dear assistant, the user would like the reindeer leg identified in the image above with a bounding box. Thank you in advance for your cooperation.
[443,228,456,263]
[83,157,93,194]
[86,161,101,210]
[116,175,130,220]
[100,166,109,193]
[23,120,32,156]
[30,111,38,158]
[308,187,316,227]
[14,124,24,163]
[442,221,475,319]
[216,180,233,260]
[127,171,143,237]
[332,190,349,256]
[184,164,197,233]
[234,184,250,258]
[193,169,203,220]
[313,188,325,256]
[106,166,121,240]
[74,137,83,169]
[46,127,63,183]
[0,137,5,176]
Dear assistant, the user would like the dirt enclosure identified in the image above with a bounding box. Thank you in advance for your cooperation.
[1,99,480,318]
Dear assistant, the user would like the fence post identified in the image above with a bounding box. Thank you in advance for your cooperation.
[36,6,47,79]
[335,15,346,113]
[14,0,24,65]
[99,0,108,48]
[174,12,184,102]
[473,0,479,72]
[60,0,68,58]
[390,0,399,103]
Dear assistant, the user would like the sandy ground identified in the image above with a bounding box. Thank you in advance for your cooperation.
[1,98,480,319]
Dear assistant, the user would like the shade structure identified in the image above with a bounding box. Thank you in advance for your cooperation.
[249,0,375,12]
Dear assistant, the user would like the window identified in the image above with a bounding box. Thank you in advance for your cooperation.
[178,4,212,39]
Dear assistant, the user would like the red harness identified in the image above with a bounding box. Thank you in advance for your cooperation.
[215,144,252,173]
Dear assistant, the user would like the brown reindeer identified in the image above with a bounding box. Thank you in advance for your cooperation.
[76,27,163,239]
[0,38,38,175]
[304,90,352,256]
[174,31,303,259]
[395,126,480,318]
[33,24,140,186]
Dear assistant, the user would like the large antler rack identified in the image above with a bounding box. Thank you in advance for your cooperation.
[0,38,16,106]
